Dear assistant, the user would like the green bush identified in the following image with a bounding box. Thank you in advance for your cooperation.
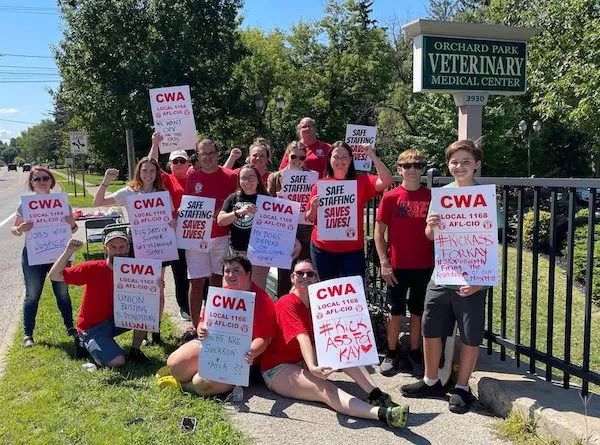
[571,220,600,304]
[523,209,568,253]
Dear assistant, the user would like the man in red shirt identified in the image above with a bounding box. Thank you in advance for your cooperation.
[49,232,149,367]
[375,149,433,376]
[279,117,331,178]
[184,139,238,340]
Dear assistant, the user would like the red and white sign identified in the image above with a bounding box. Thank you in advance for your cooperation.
[127,191,178,261]
[113,257,162,333]
[430,185,499,286]
[149,85,198,154]
[281,170,318,225]
[199,287,256,387]
[316,180,358,241]
[309,276,379,369]
[21,193,71,266]
[247,195,300,269]
[176,195,215,251]
[345,124,377,171]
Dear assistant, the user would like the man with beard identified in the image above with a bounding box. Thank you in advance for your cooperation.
[49,232,149,367]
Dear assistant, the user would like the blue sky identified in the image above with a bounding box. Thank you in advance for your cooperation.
[0,0,428,143]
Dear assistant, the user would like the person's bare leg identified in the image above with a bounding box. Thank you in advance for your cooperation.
[183,374,234,396]
[386,314,403,352]
[167,341,200,383]
[455,344,479,386]
[423,336,443,380]
[188,277,207,328]
[343,366,377,393]
[409,315,421,351]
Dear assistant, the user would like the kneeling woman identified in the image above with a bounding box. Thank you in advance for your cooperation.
[167,254,276,396]
[260,260,409,428]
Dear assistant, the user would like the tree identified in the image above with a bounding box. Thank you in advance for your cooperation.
[12,120,66,165]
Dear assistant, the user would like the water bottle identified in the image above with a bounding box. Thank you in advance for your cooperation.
[82,362,97,372]
[230,386,244,402]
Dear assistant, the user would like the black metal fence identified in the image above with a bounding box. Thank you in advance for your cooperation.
[364,171,600,396]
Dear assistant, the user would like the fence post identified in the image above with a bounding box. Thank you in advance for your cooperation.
[426,168,439,189]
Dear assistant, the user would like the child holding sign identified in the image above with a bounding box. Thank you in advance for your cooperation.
[260,260,409,428]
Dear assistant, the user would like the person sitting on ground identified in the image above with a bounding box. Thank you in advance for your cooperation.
[260,259,409,428]
[166,253,276,396]
[49,234,150,366]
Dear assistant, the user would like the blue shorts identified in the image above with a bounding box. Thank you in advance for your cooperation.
[261,361,304,390]
[80,318,129,366]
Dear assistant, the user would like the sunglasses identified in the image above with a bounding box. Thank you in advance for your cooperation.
[290,154,306,161]
[294,270,316,278]
[398,163,425,170]
[171,158,188,165]
[32,176,51,183]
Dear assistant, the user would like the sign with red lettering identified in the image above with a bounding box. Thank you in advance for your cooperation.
[176,195,215,251]
[281,170,318,225]
[21,193,71,266]
[149,85,198,154]
[247,195,300,269]
[316,180,358,240]
[309,276,378,369]
[430,185,499,286]
[199,287,256,387]
[345,124,377,171]
[113,257,162,332]
[127,191,178,261]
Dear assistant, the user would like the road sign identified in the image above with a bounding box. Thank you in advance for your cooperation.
[64,157,74,166]
[69,131,89,155]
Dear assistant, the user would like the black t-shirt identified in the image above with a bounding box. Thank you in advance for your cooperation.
[222,192,259,251]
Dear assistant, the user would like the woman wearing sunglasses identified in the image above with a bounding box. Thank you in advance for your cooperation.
[260,260,409,428]
[11,166,77,348]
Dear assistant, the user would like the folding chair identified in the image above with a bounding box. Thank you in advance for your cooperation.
[85,217,117,255]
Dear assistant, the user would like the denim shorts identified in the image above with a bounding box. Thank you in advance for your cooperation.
[262,361,304,390]
[80,318,129,366]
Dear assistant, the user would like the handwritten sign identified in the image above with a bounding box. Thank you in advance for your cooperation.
[281,170,318,225]
[316,180,358,241]
[149,85,198,154]
[309,276,378,369]
[21,193,71,266]
[127,191,178,261]
[430,185,499,286]
[199,287,255,387]
[113,258,161,333]
[247,195,300,269]
[176,195,215,251]
[345,124,376,171]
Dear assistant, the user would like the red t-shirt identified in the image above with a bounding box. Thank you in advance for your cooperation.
[309,174,380,252]
[233,167,270,185]
[260,293,313,371]
[185,167,238,238]
[161,170,188,218]
[279,140,331,178]
[63,260,114,333]
[376,185,433,269]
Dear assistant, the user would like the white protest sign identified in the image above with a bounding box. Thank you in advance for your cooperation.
[69,131,88,155]
[430,185,499,286]
[176,195,215,251]
[113,257,162,333]
[316,180,358,241]
[199,287,255,387]
[149,85,198,154]
[127,191,178,261]
[309,276,378,369]
[21,193,71,266]
[247,195,300,269]
[345,124,376,171]
[281,170,318,225]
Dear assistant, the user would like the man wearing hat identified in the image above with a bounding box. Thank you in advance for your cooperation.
[49,232,149,367]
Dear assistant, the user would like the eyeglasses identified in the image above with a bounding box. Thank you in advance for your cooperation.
[398,163,425,170]
[32,176,51,183]
[290,154,306,161]
[240,175,257,182]
[171,158,188,164]
[294,270,316,278]
[332,155,350,161]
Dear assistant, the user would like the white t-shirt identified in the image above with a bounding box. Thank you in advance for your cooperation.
[107,186,156,206]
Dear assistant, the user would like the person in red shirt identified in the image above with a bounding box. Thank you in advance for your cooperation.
[279,117,331,178]
[260,260,409,428]
[375,149,433,377]
[306,141,393,281]
[184,139,238,341]
[166,253,276,396]
[225,139,272,185]
[48,233,149,367]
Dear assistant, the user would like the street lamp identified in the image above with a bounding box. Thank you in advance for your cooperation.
[254,96,265,136]
[276,96,285,116]
[518,119,542,177]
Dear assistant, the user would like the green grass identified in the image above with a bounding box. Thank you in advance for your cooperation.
[0,251,246,444]
[495,411,560,445]
[53,170,127,207]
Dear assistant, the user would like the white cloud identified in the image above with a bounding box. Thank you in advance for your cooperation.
[0,108,18,114]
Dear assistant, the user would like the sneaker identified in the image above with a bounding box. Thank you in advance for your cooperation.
[67,327,78,337]
[401,379,446,399]
[385,404,410,428]
[449,387,476,414]
[179,308,191,321]
[129,348,150,363]
[379,354,400,376]
[23,336,34,348]
[367,391,396,408]
[408,349,424,376]
[157,375,181,390]
[181,328,198,344]
[73,334,89,359]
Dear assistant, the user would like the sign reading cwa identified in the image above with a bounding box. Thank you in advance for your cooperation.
[414,35,526,94]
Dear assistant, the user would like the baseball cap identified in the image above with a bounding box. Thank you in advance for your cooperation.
[169,150,189,162]
[104,230,128,245]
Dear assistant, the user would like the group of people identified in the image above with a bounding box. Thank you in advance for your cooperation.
[11,114,493,430]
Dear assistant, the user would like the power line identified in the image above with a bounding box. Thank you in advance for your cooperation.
[0,53,54,59]
[0,80,60,83]
[0,118,39,124]
[0,65,57,70]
